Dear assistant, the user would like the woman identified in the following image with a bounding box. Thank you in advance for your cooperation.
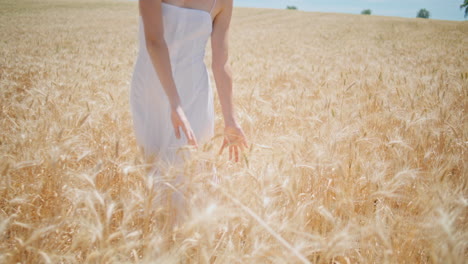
[130,0,247,164]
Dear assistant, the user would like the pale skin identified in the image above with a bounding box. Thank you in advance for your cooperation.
[139,0,248,162]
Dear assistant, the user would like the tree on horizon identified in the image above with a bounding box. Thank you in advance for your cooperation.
[461,0,468,18]
[417,8,430,19]
[361,9,372,15]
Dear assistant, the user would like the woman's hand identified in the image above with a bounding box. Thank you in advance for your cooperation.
[211,0,246,162]
[171,106,198,147]
[219,124,248,162]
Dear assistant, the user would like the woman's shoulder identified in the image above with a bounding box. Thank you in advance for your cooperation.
[212,0,233,18]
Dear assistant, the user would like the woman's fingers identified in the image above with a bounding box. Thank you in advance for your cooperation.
[218,125,249,162]
[234,145,239,162]
[172,113,198,147]
[219,140,227,155]
[190,131,198,147]
[181,122,197,147]
[220,137,247,162]
[173,124,181,139]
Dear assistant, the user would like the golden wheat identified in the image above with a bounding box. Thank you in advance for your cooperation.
[0,0,467,263]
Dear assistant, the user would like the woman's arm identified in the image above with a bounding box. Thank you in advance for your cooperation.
[211,0,235,127]
[139,0,197,146]
[211,0,248,161]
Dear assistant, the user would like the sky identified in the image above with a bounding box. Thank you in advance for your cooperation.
[234,0,467,21]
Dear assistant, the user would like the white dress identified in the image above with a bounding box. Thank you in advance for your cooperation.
[130,2,216,163]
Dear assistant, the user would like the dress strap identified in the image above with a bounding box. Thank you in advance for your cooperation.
[209,0,217,14]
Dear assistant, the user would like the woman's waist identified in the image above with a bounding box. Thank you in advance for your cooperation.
[136,50,207,69]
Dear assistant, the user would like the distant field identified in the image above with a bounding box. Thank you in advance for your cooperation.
[1,0,467,263]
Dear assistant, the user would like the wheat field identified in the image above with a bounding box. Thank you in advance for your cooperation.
[1,0,467,263]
